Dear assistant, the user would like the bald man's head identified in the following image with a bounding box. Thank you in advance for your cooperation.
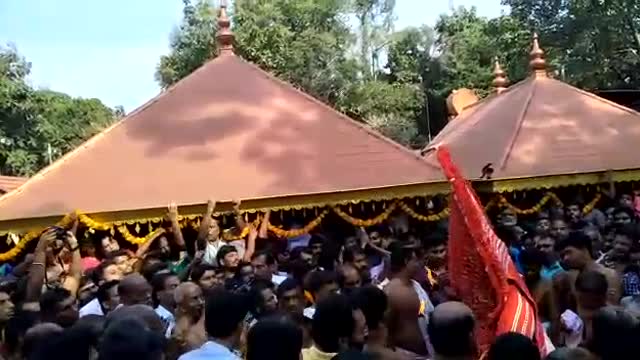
[106,304,164,336]
[174,282,204,318]
[118,273,152,306]
[23,323,63,358]
[428,302,475,359]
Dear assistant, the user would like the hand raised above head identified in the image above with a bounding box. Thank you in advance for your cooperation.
[232,199,242,212]
[206,199,217,214]
[167,202,179,220]
[65,231,78,249]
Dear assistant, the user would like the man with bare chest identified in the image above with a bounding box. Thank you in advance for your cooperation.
[384,242,434,359]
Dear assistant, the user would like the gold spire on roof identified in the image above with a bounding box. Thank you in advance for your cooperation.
[492,58,509,93]
[529,33,547,77]
[216,0,234,55]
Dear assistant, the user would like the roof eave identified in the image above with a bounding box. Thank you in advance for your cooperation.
[0,181,450,233]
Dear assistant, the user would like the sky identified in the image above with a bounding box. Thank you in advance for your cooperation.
[0,0,505,112]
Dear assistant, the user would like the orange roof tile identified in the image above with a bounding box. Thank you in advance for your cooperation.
[423,75,640,182]
[0,54,444,222]
[0,176,27,194]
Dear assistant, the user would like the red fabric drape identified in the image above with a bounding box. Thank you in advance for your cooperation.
[436,146,548,356]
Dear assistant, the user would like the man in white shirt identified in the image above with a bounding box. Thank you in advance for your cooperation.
[79,280,120,318]
[150,272,180,337]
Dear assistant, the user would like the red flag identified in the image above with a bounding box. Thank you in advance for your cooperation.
[436,146,548,356]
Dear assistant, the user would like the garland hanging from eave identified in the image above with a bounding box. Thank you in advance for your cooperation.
[0,191,604,262]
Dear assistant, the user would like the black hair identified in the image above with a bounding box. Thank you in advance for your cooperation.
[277,278,302,299]
[494,225,518,247]
[388,241,416,273]
[331,350,377,360]
[191,263,217,283]
[317,242,340,271]
[249,279,275,318]
[352,286,387,330]
[589,306,640,360]
[99,318,164,360]
[216,245,238,266]
[306,271,337,296]
[614,223,637,240]
[427,304,475,357]
[309,235,325,247]
[105,249,130,260]
[4,310,39,355]
[544,347,593,360]
[140,260,169,283]
[92,260,117,284]
[246,316,303,360]
[39,287,72,319]
[613,207,635,221]
[150,272,175,308]
[251,251,276,265]
[97,280,120,304]
[32,315,106,360]
[575,270,608,296]
[422,231,447,250]
[342,246,365,264]
[519,248,546,268]
[556,231,593,255]
[204,289,249,339]
[487,332,540,360]
[312,294,355,353]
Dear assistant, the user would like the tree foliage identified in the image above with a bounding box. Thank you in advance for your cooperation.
[155,0,640,148]
[0,45,118,176]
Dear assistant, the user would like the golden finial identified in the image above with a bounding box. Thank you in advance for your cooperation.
[529,33,547,77]
[492,57,509,93]
[216,0,234,55]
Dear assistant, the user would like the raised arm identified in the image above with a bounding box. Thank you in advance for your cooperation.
[258,210,270,239]
[196,200,216,249]
[232,200,246,230]
[243,223,258,262]
[167,202,186,250]
[134,229,165,259]
[62,231,82,297]
[24,229,56,303]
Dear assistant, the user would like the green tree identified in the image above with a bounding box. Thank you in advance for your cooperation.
[156,0,218,88]
[0,45,118,176]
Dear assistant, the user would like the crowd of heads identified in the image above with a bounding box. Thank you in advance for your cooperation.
[0,192,638,360]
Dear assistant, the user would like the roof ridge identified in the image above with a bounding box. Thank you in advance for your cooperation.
[232,57,443,171]
[552,77,640,118]
[0,55,229,206]
[424,78,534,152]
[498,76,537,170]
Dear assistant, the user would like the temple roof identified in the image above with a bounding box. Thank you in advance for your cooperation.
[0,44,445,226]
[423,66,640,191]
[0,176,26,194]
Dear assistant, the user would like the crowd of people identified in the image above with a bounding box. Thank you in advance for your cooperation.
[0,191,639,360]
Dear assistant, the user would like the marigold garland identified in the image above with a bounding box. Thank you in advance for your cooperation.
[0,213,75,262]
[117,225,165,245]
[497,192,563,215]
[399,201,450,222]
[582,193,602,215]
[0,191,607,261]
[268,210,329,238]
[332,202,398,227]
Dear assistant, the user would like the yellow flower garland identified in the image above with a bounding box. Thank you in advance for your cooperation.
[117,225,165,245]
[0,213,75,262]
[0,191,608,261]
[497,192,563,215]
[268,209,329,238]
[332,202,398,227]
[399,201,450,222]
[582,193,602,215]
